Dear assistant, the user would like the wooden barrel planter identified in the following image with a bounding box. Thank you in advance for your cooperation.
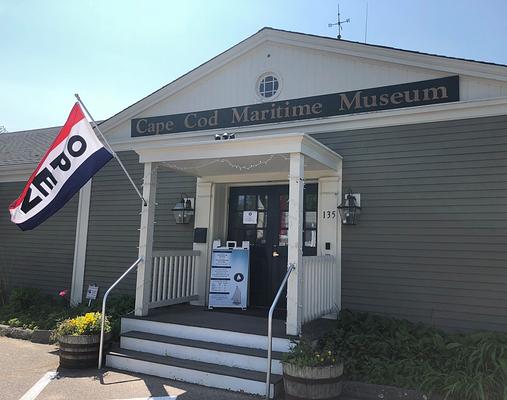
[58,333,111,369]
[282,362,344,400]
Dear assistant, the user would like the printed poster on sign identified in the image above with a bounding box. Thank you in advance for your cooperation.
[209,242,249,309]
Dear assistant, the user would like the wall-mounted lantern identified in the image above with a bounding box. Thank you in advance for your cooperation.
[172,194,195,224]
[337,191,361,225]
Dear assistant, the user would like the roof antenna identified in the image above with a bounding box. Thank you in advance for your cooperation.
[328,4,350,40]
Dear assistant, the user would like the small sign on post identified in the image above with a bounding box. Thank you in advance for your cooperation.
[86,284,99,307]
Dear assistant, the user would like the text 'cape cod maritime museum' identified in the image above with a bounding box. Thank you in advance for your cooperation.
[2,28,507,338]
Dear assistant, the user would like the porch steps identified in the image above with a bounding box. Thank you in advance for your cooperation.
[121,330,285,374]
[107,347,283,397]
[120,315,291,352]
[106,315,291,398]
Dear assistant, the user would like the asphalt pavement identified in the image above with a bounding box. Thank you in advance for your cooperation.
[0,336,260,400]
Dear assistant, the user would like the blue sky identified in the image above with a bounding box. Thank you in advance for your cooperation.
[1,0,506,132]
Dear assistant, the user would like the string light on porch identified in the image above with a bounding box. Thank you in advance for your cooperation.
[165,154,287,172]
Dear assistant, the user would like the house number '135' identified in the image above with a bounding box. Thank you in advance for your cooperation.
[322,210,336,219]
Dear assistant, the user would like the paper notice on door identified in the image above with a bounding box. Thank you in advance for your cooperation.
[243,211,257,224]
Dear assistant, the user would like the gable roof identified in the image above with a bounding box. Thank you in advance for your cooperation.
[0,126,61,167]
[276,28,507,68]
[2,27,507,170]
[98,27,507,135]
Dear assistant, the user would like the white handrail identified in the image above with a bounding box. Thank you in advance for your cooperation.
[98,257,143,369]
[265,263,295,399]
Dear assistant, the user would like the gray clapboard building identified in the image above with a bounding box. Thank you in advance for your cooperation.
[1,28,507,396]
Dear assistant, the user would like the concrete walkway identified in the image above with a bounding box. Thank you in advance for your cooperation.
[0,336,259,400]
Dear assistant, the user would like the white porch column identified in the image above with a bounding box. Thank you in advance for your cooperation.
[192,179,214,306]
[287,152,304,336]
[70,180,92,306]
[135,162,158,316]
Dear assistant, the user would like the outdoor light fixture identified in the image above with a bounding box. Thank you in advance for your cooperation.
[172,194,195,224]
[337,191,361,225]
[213,132,236,141]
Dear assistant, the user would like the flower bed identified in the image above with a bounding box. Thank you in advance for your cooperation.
[323,310,507,400]
[0,287,133,338]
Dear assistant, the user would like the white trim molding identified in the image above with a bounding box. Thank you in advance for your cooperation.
[135,133,341,169]
[70,180,92,306]
[107,97,507,154]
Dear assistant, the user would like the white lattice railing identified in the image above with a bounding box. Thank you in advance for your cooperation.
[149,250,200,309]
[301,255,338,323]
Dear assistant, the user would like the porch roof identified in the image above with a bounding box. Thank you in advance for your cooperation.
[136,133,342,179]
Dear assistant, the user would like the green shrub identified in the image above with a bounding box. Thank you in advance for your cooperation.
[333,310,507,400]
[9,288,45,312]
[7,317,22,327]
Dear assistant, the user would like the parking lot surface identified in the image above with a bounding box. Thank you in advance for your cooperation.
[0,336,259,400]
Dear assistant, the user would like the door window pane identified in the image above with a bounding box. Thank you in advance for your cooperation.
[236,195,245,211]
[279,229,288,246]
[280,211,289,229]
[258,195,268,210]
[305,193,317,211]
[244,229,257,241]
[257,211,266,228]
[279,194,289,211]
[304,230,317,247]
[305,211,317,229]
[233,212,244,227]
[245,195,257,210]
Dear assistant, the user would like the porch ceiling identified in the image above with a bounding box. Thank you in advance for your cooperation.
[136,133,342,178]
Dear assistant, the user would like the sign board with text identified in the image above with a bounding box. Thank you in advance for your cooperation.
[208,241,250,309]
[131,76,459,137]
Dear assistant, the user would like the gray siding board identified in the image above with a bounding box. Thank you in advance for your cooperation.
[323,129,507,151]
[0,181,78,295]
[83,151,144,295]
[152,168,196,251]
[82,151,196,297]
[315,117,507,143]
[314,114,507,333]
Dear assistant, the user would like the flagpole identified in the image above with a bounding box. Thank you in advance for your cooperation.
[74,94,147,206]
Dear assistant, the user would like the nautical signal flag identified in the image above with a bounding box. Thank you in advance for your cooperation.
[9,103,113,230]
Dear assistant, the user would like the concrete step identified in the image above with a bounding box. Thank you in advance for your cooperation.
[106,347,283,398]
[121,316,292,352]
[121,330,284,374]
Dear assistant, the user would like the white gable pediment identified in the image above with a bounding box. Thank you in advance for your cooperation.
[102,28,507,143]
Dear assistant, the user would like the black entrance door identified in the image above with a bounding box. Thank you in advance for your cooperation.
[227,184,318,309]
